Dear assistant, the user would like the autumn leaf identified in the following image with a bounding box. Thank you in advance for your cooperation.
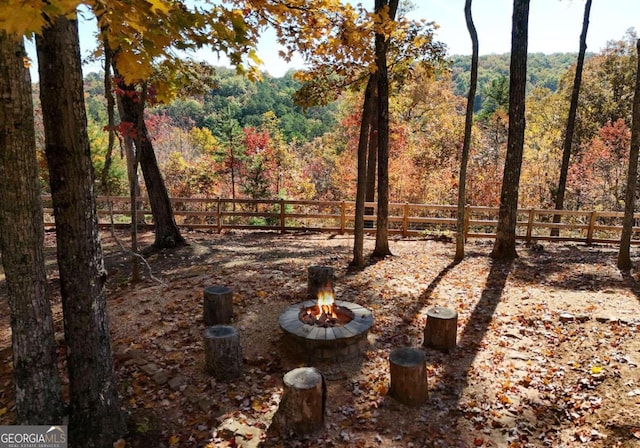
[590,366,603,375]
[168,434,180,445]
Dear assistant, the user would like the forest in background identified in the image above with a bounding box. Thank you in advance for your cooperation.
[42,30,638,213]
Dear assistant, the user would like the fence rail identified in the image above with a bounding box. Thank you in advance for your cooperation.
[40,196,640,245]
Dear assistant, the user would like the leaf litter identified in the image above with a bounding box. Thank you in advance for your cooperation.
[0,230,639,447]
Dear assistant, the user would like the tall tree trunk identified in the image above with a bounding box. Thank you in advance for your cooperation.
[0,31,63,425]
[617,39,640,270]
[455,0,479,262]
[372,0,399,258]
[364,83,378,229]
[352,74,377,267]
[491,0,530,259]
[113,73,185,249]
[36,16,126,447]
[115,87,142,280]
[552,0,592,236]
[101,43,140,281]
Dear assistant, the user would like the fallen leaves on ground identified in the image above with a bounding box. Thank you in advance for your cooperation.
[1,231,639,447]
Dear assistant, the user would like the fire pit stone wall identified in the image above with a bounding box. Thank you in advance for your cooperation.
[279,300,374,361]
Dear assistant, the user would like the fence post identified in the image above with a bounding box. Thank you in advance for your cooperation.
[403,203,409,237]
[586,210,597,245]
[526,209,535,243]
[464,205,471,241]
[216,197,222,234]
[340,201,346,234]
[280,199,286,234]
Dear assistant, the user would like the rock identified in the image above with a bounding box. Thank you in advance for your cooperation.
[183,385,201,404]
[168,375,188,391]
[559,313,590,323]
[559,313,575,322]
[141,363,160,376]
[152,370,170,385]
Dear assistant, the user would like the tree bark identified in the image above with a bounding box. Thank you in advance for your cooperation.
[203,325,243,381]
[617,39,640,270]
[36,17,126,447]
[352,75,377,267]
[423,306,458,353]
[372,0,399,258]
[307,265,335,298]
[552,0,592,237]
[271,367,325,435]
[455,0,479,261]
[0,31,63,425]
[113,70,185,250]
[203,286,234,325]
[365,84,378,229]
[491,0,530,259]
[389,347,428,406]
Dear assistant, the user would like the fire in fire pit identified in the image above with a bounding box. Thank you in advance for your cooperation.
[279,287,374,362]
[300,286,354,327]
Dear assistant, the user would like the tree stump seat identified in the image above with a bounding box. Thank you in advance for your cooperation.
[203,286,233,325]
[271,367,325,435]
[389,347,428,406]
[203,325,242,381]
[307,266,335,298]
[423,306,458,353]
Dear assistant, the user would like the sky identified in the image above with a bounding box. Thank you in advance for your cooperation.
[26,0,640,79]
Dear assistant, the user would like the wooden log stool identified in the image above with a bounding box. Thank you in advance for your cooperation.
[307,266,335,299]
[203,286,233,325]
[389,347,428,406]
[203,325,242,381]
[271,367,325,435]
[423,306,458,353]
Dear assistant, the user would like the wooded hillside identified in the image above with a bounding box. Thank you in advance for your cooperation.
[68,32,638,215]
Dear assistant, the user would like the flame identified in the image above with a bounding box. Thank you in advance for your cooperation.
[314,285,337,318]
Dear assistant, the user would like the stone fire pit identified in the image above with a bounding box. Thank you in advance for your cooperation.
[279,299,374,361]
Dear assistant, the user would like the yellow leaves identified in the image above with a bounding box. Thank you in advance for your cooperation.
[0,0,83,35]
[147,0,172,16]
[590,365,603,375]
[0,407,6,417]
[168,435,180,446]
[114,49,153,85]
[248,49,262,66]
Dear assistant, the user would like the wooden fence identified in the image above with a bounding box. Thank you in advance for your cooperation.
[41,196,640,245]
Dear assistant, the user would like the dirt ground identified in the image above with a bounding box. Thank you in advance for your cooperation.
[1,229,639,447]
